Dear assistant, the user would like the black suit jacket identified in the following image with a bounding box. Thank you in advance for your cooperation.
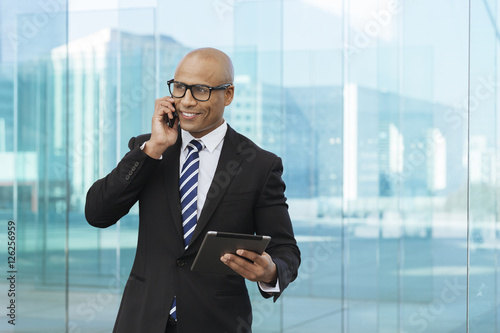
[85,125,300,333]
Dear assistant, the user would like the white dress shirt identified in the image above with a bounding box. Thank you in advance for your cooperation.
[179,121,227,218]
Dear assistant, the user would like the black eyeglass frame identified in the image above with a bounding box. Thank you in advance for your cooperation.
[167,79,232,102]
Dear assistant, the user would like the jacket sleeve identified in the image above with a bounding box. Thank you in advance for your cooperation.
[253,157,301,301]
[85,135,160,228]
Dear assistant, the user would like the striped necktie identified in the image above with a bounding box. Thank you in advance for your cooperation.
[179,139,204,248]
[170,139,204,321]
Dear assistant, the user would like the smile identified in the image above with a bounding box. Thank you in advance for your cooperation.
[180,111,200,119]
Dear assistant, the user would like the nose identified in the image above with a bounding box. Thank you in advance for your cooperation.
[180,88,197,107]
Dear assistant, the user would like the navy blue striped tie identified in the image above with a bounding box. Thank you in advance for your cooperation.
[170,139,204,321]
[179,139,204,248]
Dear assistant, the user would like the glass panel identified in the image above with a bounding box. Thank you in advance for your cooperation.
[231,0,470,332]
[0,1,68,332]
[345,1,388,331]
[469,0,500,331]
[233,1,284,331]
[69,1,238,331]
[397,1,469,332]
[65,8,158,331]
[282,1,345,332]
[65,9,123,331]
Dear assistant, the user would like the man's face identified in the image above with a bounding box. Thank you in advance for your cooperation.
[173,55,234,138]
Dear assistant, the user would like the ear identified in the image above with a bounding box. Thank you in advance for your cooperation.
[224,85,235,106]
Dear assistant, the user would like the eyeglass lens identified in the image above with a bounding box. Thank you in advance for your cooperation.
[171,82,210,101]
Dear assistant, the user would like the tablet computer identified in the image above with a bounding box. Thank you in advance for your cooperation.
[191,231,271,275]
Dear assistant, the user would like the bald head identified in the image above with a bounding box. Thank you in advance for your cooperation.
[175,47,234,85]
[171,48,235,138]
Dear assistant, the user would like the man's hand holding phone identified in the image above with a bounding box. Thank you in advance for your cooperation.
[143,96,179,159]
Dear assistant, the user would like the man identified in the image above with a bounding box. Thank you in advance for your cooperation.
[85,48,300,333]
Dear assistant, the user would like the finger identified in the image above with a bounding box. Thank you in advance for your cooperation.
[164,98,176,113]
[155,105,174,122]
[222,253,254,268]
[155,97,176,114]
[162,96,175,108]
[158,103,174,115]
[225,262,258,282]
[156,95,174,102]
[220,254,260,281]
[236,250,269,268]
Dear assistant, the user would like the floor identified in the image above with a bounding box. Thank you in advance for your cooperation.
[0,224,498,332]
[0,283,489,333]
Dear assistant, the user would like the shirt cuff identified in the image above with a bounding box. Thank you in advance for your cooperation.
[258,278,280,294]
[140,141,163,160]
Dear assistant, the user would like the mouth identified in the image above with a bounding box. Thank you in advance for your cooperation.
[179,110,201,120]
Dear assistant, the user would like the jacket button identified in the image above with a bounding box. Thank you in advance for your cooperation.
[176,259,186,267]
[134,161,140,167]
[125,175,130,181]
[128,171,133,176]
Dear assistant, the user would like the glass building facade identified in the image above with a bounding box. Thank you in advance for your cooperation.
[0,0,499,332]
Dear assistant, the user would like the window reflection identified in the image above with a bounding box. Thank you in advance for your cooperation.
[2,0,499,332]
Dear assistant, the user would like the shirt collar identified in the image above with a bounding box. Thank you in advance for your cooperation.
[181,119,228,154]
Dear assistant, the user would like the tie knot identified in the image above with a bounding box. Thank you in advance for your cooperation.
[187,139,204,153]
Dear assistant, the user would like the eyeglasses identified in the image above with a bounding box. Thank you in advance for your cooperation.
[167,80,232,102]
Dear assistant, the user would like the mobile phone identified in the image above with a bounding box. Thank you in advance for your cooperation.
[168,111,178,128]
[163,103,178,128]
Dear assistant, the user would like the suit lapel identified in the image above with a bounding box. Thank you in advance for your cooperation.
[188,126,244,248]
[161,134,184,241]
